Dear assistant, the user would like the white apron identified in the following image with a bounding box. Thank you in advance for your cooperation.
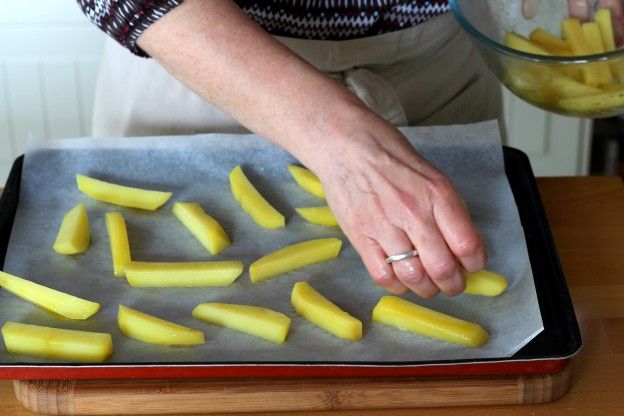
[92,13,501,137]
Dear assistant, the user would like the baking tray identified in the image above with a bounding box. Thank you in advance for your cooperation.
[0,147,581,380]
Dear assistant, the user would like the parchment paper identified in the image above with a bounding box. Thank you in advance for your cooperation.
[0,120,543,364]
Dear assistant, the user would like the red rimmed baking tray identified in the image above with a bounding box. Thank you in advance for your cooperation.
[0,147,581,380]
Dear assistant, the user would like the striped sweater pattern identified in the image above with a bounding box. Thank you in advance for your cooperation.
[78,0,449,56]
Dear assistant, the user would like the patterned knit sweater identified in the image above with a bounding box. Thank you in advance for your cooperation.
[78,0,449,57]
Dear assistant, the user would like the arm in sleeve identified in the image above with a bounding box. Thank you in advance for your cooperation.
[77,0,183,57]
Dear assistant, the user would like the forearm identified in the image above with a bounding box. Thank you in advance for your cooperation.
[137,0,373,173]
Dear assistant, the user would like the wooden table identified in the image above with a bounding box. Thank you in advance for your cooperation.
[1,176,623,415]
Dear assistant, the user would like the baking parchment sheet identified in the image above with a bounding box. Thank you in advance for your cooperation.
[0,120,543,364]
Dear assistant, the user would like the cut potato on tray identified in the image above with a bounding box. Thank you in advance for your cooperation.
[0,271,100,320]
[172,202,231,255]
[287,164,325,198]
[249,238,342,283]
[2,322,112,362]
[291,281,362,340]
[193,303,291,344]
[53,203,90,255]
[463,269,508,297]
[118,305,205,346]
[76,174,172,211]
[105,212,131,277]
[372,296,490,348]
[125,260,243,287]
[229,165,285,229]
[295,206,338,227]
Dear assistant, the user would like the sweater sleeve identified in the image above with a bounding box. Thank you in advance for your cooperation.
[77,0,184,57]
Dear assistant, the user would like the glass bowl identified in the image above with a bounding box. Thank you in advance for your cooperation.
[450,0,624,118]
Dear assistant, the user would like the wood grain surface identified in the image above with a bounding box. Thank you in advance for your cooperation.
[1,176,623,415]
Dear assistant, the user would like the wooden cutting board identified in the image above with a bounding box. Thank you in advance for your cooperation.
[13,365,571,415]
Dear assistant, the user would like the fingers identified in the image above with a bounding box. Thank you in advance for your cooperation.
[432,185,487,273]
[353,236,408,295]
[377,227,440,298]
[404,218,466,297]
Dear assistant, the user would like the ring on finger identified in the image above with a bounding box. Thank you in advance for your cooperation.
[385,250,419,264]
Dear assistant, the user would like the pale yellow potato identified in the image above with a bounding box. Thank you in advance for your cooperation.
[76,174,172,211]
[229,165,285,229]
[291,281,362,340]
[2,322,112,362]
[561,18,613,87]
[295,206,338,227]
[118,305,204,346]
[125,260,243,287]
[249,238,342,283]
[463,269,508,297]
[529,28,572,55]
[172,202,231,255]
[0,271,100,320]
[505,32,550,55]
[287,164,325,199]
[53,203,90,255]
[193,303,291,344]
[372,296,490,348]
[595,8,616,52]
[105,212,131,277]
[558,89,624,114]
[582,22,606,54]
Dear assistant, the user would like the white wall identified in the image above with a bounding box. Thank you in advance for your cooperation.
[0,0,106,184]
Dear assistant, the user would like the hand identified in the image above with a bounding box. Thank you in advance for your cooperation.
[310,111,487,297]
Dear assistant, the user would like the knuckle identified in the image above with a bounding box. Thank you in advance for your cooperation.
[428,260,457,281]
[417,285,440,299]
[455,235,482,258]
[370,268,394,286]
[428,174,455,198]
[397,268,425,286]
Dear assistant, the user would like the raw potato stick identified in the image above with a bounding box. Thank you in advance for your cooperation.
[229,165,285,228]
[125,261,243,287]
[76,174,172,211]
[249,238,342,283]
[0,271,100,320]
[372,296,490,348]
[53,203,90,255]
[2,322,112,362]
[105,212,131,277]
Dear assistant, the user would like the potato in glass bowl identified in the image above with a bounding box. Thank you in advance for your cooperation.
[450,0,624,118]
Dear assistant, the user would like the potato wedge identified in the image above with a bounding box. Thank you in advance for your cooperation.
[505,31,550,55]
[287,164,325,198]
[583,22,606,54]
[118,305,204,346]
[53,203,90,255]
[172,202,231,255]
[0,271,99,320]
[105,212,131,277]
[2,322,113,362]
[595,8,616,52]
[249,238,342,283]
[463,269,508,296]
[372,296,489,348]
[193,303,291,344]
[529,28,572,55]
[229,165,285,229]
[76,174,172,211]
[291,281,362,340]
[558,89,624,113]
[125,260,243,287]
[562,18,613,87]
[295,206,338,227]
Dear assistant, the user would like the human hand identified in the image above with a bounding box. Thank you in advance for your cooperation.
[309,112,486,298]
